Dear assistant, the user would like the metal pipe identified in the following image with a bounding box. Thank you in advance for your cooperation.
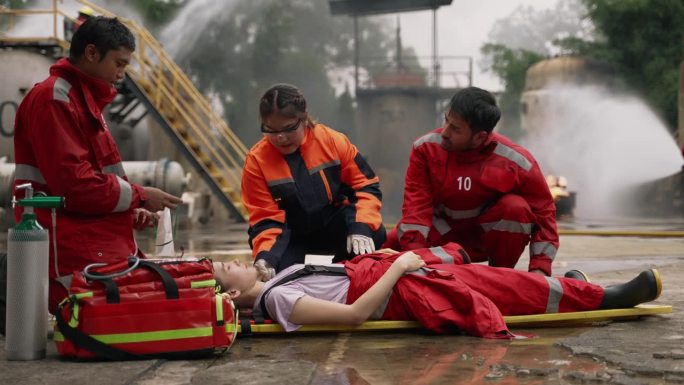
[52,0,57,41]
[354,14,359,92]
[0,160,190,207]
[432,6,439,88]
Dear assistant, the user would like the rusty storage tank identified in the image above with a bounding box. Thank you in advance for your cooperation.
[520,55,619,137]
[679,58,684,152]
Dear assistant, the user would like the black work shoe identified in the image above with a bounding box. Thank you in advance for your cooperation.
[600,269,662,309]
[563,269,591,282]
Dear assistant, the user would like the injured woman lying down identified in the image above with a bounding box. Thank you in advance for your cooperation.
[212,243,662,338]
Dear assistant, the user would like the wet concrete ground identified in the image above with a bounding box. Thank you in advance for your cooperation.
[1,219,683,384]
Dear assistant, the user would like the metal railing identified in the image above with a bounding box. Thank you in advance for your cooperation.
[357,55,473,89]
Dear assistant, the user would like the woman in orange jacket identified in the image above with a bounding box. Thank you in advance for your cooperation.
[242,84,386,275]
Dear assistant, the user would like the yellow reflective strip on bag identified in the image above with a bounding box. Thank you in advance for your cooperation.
[226,306,238,337]
[191,279,216,288]
[74,292,93,299]
[53,331,65,342]
[69,301,80,328]
[64,292,93,328]
[91,326,214,344]
[215,294,223,324]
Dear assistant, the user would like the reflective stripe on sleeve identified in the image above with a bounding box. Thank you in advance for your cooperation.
[493,143,531,171]
[102,162,126,178]
[409,267,432,277]
[309,160,341,175]
[413,132,442,149]
[14,164,47,184]
[53,77,71,103]
[480,220,532,234]
[531,242,558,260]
[432,217,451,235]
[544,276,563,313]
[398,223,429,238]
[429,246,454,264]
[113,176,133,212]
[267,177,294,187]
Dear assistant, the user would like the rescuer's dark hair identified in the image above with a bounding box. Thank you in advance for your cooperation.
[69,16,135,62]
[259,83,315,127]
[448,87,501,133]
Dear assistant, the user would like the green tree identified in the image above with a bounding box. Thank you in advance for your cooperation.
[481,0,591,139]
[482,0,684,134]
[486,0,592,55]
[481,44,544,139]
[0,0,31,8]
[565,0,684,131]
[157,0,400,146]
[126,0,185,30]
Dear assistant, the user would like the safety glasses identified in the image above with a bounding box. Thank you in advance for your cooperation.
[261,119,302,135]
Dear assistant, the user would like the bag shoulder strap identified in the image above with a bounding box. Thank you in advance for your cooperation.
[258,264,347,320]
[55,307,147,361]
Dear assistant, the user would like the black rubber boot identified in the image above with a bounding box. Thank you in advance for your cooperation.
[600,269,662,309]
[563,269,590,282]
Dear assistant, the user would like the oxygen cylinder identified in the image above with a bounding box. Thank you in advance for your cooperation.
[5,184,63,360]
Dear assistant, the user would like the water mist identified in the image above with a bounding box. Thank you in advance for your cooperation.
[523,84,682,219]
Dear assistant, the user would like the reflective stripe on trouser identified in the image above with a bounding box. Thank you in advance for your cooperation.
[478,194,535,268]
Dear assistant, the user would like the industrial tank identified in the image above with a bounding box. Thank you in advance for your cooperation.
[521,55,683,218]
[356,87,453,223]
[521,55,619,138]
[0,48,57,162]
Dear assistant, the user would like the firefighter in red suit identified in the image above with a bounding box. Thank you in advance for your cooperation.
[384,87,558,276]
[12,17,182,313]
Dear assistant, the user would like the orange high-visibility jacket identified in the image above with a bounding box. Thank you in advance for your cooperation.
[242,124,383,267]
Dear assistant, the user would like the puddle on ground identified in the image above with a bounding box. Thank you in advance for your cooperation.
[1,222,675,384]
[151,224,677,384]
[226,328,635,385]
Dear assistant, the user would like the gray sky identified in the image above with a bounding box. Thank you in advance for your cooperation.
[400,0,558,91]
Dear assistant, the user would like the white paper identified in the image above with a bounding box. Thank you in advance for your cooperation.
[304,254,334,264]
[155,207,175,257]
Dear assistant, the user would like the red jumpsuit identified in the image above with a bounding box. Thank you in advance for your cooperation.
[344,243,603,338]
[385,130,558,275]
[13,58,148,312]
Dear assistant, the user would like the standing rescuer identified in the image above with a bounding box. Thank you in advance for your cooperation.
[11,16,182,314]
[384,87,558,276]
[242,83,386,275]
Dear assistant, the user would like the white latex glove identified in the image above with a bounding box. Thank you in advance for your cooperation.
[254,259,276,281]
[346,234,375,255]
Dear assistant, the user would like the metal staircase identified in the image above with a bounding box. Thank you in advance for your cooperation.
[0,0,249,222]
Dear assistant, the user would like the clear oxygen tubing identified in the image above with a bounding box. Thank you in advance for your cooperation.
[52,208,60,286]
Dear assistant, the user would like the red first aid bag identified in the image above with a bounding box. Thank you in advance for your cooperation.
[54,257,237,360]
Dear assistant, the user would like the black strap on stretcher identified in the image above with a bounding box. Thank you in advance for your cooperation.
[240,264,347,334]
